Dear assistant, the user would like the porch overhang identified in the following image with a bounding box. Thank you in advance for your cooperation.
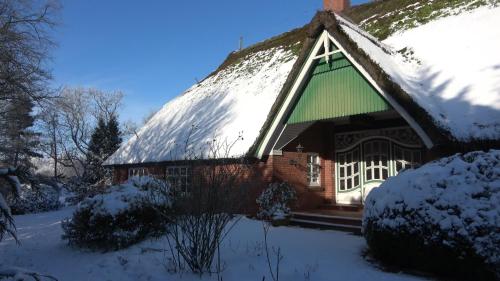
[252,12,439,159]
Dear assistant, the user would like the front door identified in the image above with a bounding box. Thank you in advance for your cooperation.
[336,147,362,204]
[360,140,390,201]
[335,139,395,205]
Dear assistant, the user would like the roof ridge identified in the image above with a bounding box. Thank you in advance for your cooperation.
[199,25,308,83]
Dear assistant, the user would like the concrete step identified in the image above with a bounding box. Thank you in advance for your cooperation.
[292,212,362,226]
[290,212,362,235]
[321,203,363,212]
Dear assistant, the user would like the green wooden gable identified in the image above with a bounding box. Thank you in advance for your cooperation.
[286,52,392,124]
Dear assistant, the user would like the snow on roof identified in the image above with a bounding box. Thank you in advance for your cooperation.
[338,6,500,141]
[107,6,500,166]
[105,46,298,165]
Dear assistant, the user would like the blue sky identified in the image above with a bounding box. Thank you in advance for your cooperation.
[52,0,369,123]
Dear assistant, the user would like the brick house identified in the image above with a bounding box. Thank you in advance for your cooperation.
[104,1,500,222]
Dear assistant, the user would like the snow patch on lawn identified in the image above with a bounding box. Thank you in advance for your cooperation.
[0,208,426,281]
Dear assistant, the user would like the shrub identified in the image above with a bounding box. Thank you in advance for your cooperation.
[63,178,108,205]
[363,150,500,280]
[0,167,20,243]
[256,182,297,221]
[10,184,62,215]
[62,176,171,251]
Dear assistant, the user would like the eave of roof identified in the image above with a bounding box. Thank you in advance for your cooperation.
[248,11,451,158]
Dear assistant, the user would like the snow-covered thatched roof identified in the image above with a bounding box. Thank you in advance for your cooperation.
[104,28,307,165]
[342,4,500,141]
[105,2,500,166]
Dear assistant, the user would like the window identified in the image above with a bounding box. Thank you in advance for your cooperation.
[166,166,191,192]
[364,140,390,181]
[307,154,321,186]
[129,167,148,178]
[337,148,360,191]
[394,145,422,173]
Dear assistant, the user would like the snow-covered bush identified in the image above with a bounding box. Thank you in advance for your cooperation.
[10,184,61,215]
[256,182,297,221]
[63,178,108,205]
[0,167,20,243]
[62,176,171,251]
[363,150,500,280]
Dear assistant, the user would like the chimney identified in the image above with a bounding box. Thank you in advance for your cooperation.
[323,0,350,13]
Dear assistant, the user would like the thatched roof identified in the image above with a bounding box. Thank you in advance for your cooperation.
[104,27,308,166]
[107,3,500,166]
[249,11,449,157]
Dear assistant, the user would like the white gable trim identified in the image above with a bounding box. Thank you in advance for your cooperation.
[256,30,433,158]
[257,31,328,158]
[325,33,433,148]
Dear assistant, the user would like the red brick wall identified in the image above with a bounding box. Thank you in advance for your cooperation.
[112,166,129,184]
[271,122,336,211]
[112,123,337,213]
[111,120,440,213]
[111,161,273,215]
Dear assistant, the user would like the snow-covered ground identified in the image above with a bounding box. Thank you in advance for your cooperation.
[0,208,426,281]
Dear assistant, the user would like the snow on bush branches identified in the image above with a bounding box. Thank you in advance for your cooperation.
[62,177,171,251]
[256,182,296,220]
[363,150,500,280]
[10,184,61,215]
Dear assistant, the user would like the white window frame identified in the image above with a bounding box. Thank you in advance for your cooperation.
[363,140,390,182]
[337,147,361,191]
[166,166,191,193]
[335,136,424,195]
[393,144,422,174]
[307,153,321,187]
[128,167,148,178]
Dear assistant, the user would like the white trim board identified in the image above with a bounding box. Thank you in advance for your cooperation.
[256,30,433,158]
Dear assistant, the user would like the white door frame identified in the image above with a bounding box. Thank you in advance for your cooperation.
[334,135,422,205]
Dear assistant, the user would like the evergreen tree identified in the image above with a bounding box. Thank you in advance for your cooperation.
[83,115,122,184]
[104,114,122,158]
[0,96,42,168]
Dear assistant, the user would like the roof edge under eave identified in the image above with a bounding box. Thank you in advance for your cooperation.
[248,11,451,159]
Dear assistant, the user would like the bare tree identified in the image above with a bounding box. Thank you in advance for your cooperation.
[0,0,59,108]
[121,108,157,140]
[89,88,123,122]
[56,87,92,178]
[0,0,59,167]
[151,136,251,276]
[262,222,283,281]
[37,87,123,180]
[38,104,60,178]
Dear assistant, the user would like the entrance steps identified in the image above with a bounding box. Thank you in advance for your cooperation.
[290,209,362,235]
